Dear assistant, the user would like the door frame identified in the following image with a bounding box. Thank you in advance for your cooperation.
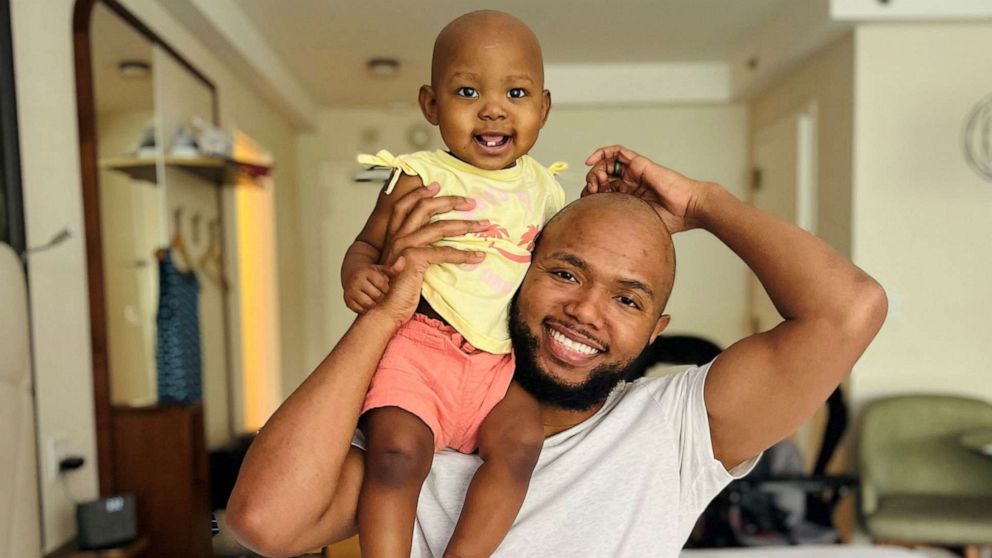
[0,0,24,254]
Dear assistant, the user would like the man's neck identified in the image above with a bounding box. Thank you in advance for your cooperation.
[539,403,604,437]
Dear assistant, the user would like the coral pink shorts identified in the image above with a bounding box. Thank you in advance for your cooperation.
[361,313,515,453]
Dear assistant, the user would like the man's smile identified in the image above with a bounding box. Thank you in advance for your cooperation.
[542,320,606,368]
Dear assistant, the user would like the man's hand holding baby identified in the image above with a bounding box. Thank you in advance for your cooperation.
[379,182,488,267]
[345,182,488,320]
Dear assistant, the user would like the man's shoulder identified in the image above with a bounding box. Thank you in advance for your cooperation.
[629,362,709,393]
[611,363,713,414]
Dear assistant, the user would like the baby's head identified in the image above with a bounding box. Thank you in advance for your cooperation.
[419,11,550,170]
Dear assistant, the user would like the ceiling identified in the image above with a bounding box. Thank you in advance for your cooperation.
[236,0,792,107]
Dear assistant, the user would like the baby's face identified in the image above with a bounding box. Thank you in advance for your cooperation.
[423,32,549,170]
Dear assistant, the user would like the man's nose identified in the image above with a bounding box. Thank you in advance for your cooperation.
[478,95,507,120]
[563,288,605,330]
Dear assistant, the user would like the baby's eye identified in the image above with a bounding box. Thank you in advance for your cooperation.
[507,88,527,99]
[457,87,479,98]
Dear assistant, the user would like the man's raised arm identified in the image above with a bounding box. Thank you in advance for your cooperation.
[585,145,887,470]
[226,185,486,556]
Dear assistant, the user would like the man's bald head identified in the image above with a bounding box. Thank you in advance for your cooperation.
[430,10,544,88]
[537,194,676,313]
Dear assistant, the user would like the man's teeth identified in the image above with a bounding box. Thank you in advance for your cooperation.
[549,328,599,356]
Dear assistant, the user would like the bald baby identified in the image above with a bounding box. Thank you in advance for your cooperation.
[348,10,561,557]
[430,10,545,89]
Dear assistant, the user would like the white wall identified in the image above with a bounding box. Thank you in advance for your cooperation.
[298,103,750,360]
[11,0,304,551]
[851,23,992,407]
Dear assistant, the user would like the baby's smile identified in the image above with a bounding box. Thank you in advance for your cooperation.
[476,133,511,147]
[473,133,514,157]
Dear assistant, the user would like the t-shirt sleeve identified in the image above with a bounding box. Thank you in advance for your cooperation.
[351,428,367,450]
[649,361,761,533]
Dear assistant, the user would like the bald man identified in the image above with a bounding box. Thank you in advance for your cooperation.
[228,146,887,557]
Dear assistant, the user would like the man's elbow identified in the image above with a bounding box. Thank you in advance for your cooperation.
[845,277,888,342]
[226,491,295,558]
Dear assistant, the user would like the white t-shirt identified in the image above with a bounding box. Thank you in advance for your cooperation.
[355,362,759,557]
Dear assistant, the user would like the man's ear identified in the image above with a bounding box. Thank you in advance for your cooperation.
[419,85,439,125]
[649,314,670,344]
[539,89,552,127]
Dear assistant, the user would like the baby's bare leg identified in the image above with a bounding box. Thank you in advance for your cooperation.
[444,382,543,558]
[359,407,435,558]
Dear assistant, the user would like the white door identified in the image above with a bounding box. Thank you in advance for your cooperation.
[749,106,817,334]
[749,104,821,469]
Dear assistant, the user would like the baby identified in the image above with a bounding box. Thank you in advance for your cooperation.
[342,11,564,557]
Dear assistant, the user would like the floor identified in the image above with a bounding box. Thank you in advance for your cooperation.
[325,536,361,557]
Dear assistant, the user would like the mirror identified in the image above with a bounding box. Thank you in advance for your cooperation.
[81,3,236,553]
[92,3,233,443]
[92,2,158,406]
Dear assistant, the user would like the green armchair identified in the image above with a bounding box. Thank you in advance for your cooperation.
[857,395,992,555]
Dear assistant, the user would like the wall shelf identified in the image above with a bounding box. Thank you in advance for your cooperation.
[99,155,270,185]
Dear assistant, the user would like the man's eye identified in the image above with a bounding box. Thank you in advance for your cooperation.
[552,270,576,282]
[507,88,527,99]
[456,87,479,98]
[618,296,640,309]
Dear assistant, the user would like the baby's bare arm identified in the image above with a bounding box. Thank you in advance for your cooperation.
[342,174,426,312]
[343,173,425,275]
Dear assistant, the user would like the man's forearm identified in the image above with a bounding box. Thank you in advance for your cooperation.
[227,309,397,553]
[696,184,883,327]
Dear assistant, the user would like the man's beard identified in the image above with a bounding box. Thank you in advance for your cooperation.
[508,294,647,412]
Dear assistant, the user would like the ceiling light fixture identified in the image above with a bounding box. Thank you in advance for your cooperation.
[118,60,151,80]
[367,57,401,78]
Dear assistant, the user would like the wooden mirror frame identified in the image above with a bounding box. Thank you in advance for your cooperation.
[73,0,220,495]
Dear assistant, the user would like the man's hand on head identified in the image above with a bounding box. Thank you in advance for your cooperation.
[582,145,717,234]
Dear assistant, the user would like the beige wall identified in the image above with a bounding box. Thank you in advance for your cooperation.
[750,33,855,258]
[851,23,992,408]
[299,103,750,360]
[12,0,304,551]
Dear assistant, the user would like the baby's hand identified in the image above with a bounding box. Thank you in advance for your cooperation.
[344,263,390,314]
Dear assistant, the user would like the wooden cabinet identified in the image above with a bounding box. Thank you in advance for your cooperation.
[111,404,212,558]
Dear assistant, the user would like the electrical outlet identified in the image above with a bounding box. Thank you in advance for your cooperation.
[46,434,69,482]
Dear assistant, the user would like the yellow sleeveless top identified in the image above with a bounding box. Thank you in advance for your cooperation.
[358,149,567,354]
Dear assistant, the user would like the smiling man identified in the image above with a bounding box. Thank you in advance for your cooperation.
[227,146,887,558]
[507,193,675,416]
